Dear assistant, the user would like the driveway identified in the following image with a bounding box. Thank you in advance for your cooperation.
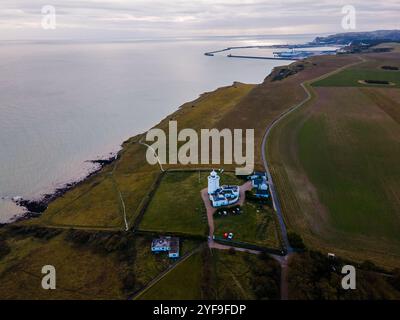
[201,180,252,244]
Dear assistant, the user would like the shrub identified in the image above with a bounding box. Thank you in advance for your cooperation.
[122,273,136,292]
[288,232,306,250]
[5,225,61,240]
[0,240,11,260]
[392,268,400,291]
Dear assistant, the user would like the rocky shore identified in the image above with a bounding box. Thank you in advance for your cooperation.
[11,153,119,223]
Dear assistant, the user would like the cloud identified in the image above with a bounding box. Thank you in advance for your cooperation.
[0,0,398,40]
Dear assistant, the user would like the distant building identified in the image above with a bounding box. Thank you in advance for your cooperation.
[151,236,180,258]
[208,170,240,207]
[249,172,269,199]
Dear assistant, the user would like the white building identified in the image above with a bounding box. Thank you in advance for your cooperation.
[207,170,240,208]
[249,172,269,199]
[208,170,220,195]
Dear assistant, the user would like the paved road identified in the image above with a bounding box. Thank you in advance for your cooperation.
[260,56,366,299]
[260,83,312,254]
[261,56,366,254]
[259,83,314,299]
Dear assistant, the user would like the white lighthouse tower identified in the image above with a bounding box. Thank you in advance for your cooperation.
[208,170,220,194]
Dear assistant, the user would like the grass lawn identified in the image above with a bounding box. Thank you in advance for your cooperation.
[139,171,242,236]
[313,68,400,87]
[37,176,124,229]
[213,201,281,249]
[139,171,206,236]
[138,250,203,300]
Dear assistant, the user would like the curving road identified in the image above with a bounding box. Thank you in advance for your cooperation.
[261,56,366,255]
[260,57,366,299]
[260,82,312,254]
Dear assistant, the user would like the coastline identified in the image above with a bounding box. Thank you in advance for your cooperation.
[7,81,258,224]
[6,56,300,225]
[8,152,120,224]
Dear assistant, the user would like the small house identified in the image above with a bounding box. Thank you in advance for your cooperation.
[151,236,180,259]
[249,172,270,199]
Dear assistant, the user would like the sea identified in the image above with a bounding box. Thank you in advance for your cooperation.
[0,34,316,222]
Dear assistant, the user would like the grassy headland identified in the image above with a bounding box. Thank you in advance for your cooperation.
[2,46,400,299]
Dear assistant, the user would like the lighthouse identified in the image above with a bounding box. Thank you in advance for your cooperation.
[208,170,220,194]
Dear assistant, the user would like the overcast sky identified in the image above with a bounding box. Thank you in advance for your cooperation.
[0,0,399,40]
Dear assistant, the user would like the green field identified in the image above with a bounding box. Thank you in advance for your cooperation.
[268,52,400,268]
[214,202,282,249]
[313,68,400,87]
[139,171,207,236]
[138,250,203,300]
[298,106,400,239]
[139,171,243,236]
[139,248,281,300]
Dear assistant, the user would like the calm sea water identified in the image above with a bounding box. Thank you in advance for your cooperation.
[0,36,313,222]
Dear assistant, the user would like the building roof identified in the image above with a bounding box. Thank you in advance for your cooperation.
[151,237,170,249]
[169,237,179,255]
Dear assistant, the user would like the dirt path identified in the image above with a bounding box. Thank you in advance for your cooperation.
[269,254,291,300]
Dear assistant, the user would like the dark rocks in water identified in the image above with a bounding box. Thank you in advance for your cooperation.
[14,181,81,216]
[17,199,47,213]
[382,65,399,71]
[364,79,390,85]
[13,153,119,219]
[87,154,118,166]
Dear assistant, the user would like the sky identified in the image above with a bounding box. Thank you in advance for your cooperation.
[0,0,399,40]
